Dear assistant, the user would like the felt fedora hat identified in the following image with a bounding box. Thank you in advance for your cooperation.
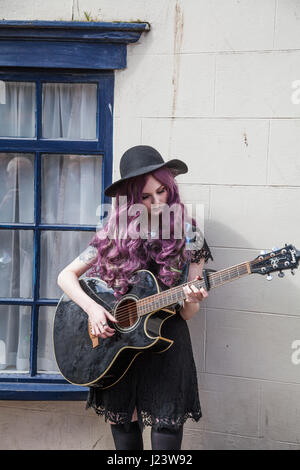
[104,145,188,197]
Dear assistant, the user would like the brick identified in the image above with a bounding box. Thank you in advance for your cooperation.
[206,308,300,383]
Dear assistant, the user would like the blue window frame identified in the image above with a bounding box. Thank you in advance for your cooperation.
[0,20,149,399]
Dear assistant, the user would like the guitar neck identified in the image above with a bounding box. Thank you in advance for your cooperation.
[137,261,251,316]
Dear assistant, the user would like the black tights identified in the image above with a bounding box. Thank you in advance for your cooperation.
[151,425,183,450]
[110,421,183,450]
[110,421,143,450]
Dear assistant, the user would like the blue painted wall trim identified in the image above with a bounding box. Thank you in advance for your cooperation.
[0,20,150,70]
[0,41,126,70]
[0,383,89,400]
[0,375,89,400]
[0,20,150,37]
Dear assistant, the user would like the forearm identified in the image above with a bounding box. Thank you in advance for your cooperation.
[179,300,199,321]
[57,270,96,314]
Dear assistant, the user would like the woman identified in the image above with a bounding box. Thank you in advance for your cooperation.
[57,145,213,450]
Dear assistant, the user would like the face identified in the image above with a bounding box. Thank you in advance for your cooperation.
[141,174,168,219]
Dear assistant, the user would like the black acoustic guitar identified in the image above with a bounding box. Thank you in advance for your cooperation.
[53,244,299,389]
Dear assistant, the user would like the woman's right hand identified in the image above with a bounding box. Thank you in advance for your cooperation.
[86,302,118,339]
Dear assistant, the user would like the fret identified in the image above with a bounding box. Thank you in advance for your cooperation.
[137,302,144,316]
[137,262,250,316]
[209,264,247,289]
[208,263,249,290]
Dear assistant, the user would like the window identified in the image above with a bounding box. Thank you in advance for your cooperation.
[0,20,149,399]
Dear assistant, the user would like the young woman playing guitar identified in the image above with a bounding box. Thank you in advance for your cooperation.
[57,145,213,450]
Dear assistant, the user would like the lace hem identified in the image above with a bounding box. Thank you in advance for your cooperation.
[86,402,202,431]
[139,410,202,431]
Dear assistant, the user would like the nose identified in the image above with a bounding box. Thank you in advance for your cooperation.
[153,193,161,205]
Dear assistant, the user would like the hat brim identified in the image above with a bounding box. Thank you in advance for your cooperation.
[104,159,188,197]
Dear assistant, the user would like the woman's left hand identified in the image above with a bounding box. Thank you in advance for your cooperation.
[183,275,209,304]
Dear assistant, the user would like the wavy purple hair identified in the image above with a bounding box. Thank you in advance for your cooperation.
[86,167,197,300]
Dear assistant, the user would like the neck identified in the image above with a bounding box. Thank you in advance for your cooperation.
[137,261,251,316]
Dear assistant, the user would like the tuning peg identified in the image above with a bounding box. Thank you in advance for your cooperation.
[278,271,285,278]
[266,274,273,281]
[291,269,295,276]
[272,246,279,251]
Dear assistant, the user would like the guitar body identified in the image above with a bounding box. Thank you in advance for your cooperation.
[53,269,177,390]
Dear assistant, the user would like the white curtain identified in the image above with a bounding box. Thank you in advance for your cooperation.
[0,81,102,372]
[0,81,36,137]
[0,154,34,370]
[42,83,97,139]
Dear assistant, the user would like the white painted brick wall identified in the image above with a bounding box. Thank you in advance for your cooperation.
[216,51,300,117]
[0,0,300,451]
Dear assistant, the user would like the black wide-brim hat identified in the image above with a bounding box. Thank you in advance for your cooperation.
[104,145,188,197]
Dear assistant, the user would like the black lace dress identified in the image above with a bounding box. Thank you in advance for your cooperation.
[85,238,213,432]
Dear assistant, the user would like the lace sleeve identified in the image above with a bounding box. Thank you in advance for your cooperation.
[185,222,214,264]
[190,238,214,264]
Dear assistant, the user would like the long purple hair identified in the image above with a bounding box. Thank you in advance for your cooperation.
[86,167,197,300]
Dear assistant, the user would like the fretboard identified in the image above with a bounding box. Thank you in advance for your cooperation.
[137,261,251,316]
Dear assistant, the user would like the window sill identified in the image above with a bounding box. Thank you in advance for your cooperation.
[0,382,89,400]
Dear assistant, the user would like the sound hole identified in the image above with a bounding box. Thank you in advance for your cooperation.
[115,298,138,330]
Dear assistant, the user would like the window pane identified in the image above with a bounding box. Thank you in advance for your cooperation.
[37,306,59,373]
[0,153,34,223]
[40,230,96,299]
[0,81,36,138]
[41,153,102,225]
[0,230,33,299]
[42,83,97,139]
[0,304,31,372]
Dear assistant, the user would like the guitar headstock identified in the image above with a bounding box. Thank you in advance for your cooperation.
[250,244,300,279]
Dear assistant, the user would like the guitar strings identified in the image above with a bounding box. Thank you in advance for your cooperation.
[113,264,251,322]
[99,250,280,324]
[109,263,251,323]
[102,250,285,324]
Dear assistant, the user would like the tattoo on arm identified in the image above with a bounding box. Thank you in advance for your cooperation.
[78,246,98,266]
